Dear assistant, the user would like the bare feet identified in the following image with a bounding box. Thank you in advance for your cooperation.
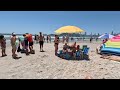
[85,76,92,79]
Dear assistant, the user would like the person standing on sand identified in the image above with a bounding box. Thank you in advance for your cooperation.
[54,35,60,55]
[0,35,7,57]
[66,35,69,43]
[49,35,51,43]
[34,34,37,43]
[39,32,44,52]
[47,35,49,43]
[27,33,34,53]
[11,33,18,58]
[62,36,65,44]
[96,37,98,42]
[90,37,92,43]
[36,35,39,44]
[19,34,25,50]
[24,33,29,55]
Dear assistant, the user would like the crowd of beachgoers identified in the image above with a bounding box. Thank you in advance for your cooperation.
[0,32,95,60]
[1,32,120,79]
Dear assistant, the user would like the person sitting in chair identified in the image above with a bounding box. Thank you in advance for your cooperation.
[63,42,69,53]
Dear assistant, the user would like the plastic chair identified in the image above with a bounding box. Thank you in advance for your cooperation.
[83,47,89,55]
[82,45,87,50]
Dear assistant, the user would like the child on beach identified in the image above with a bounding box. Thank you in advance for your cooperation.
[0,35,7,57]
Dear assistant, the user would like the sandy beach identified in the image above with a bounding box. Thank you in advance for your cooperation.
[0,41,120,79]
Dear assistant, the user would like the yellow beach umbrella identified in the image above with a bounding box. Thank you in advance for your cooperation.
[55,26,84,34]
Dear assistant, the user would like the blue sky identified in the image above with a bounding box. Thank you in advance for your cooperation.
[0,11,120,35]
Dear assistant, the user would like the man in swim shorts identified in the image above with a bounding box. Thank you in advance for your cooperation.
[27,33,34,53]
[24,33,29,55]
[39,32,44,52]
[11,33,17,58]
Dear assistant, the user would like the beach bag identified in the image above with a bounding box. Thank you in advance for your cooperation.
[65,53,71,60]
[17,45,21,52]
[21,49,26,53]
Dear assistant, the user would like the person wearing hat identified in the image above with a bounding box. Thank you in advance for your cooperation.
[10,33,18,58]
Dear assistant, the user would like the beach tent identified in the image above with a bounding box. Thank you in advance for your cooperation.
[55,26,84,34]
[98,33,114,39]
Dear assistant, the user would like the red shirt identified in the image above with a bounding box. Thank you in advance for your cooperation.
[27,34,33,42]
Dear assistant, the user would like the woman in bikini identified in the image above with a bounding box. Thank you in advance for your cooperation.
[54,35,60,55]
[39,32,44,52]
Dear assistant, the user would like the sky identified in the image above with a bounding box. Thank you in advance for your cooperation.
[0,11,120,35]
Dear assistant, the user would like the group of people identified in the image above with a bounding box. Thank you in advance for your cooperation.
[1,33,90,60]
[62,35,69,43]
[0,32,45,59]
[58,42,87,60]
[10,32,34,59]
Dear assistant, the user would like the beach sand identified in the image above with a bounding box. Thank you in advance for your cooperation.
[0,41,120,79]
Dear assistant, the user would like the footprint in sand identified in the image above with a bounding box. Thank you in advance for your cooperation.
[41,55,48,58]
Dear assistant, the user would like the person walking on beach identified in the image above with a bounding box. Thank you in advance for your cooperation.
[90,37,92,43]
[54,35,60,55]
[39,32,44,52]
[0,35,7,57]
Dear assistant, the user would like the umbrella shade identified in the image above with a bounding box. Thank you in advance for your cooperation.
[112,34,120,39]
[55,26,84,34]
[98,33,114,39]
[110,34,120,42]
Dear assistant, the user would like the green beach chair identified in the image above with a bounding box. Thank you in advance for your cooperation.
[82,45,87,51]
